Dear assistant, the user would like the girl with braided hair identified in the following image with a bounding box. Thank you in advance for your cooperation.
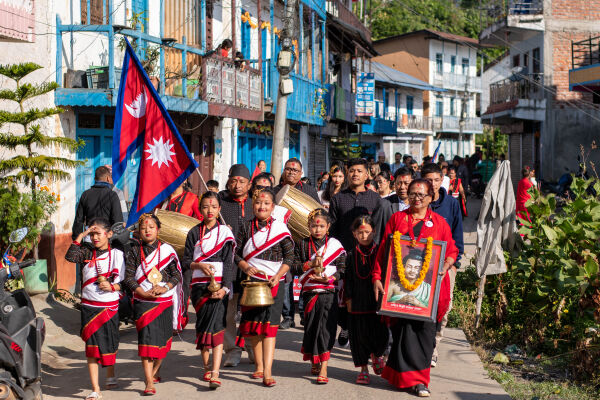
[291,208,346,384]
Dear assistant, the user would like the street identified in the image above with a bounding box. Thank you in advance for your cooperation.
[38,199,507,400]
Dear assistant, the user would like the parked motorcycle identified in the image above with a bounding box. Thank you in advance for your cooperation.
[0,228,45,400]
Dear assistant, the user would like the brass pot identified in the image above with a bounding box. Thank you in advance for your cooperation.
[239,279,274,307]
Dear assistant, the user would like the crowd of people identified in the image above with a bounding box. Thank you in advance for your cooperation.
[70,151,471,399]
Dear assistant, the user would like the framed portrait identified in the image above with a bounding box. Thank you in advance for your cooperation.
[377,235,447,322]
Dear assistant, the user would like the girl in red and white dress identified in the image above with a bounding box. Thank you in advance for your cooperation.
[291,208,346,384]
[235,188,294,387]
[182,191,236,389]
[122,214,184,396]
[65,217,126,400]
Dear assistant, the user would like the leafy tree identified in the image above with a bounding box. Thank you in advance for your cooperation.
[0,63,85,195]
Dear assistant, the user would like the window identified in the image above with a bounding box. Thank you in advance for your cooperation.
[80,0,106,25]
[450,98,456,116]
[532,48,541,73]
[523,53,529,68]
[78,113,101,129]
[436,53,443,73]
[406,96,414,115]
[513,55,520,68]
[462,58,469,75]
[435,99,443,116]
[450,55,456,73]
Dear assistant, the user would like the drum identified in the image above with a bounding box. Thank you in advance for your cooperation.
[275,184,321,242]
[153,209,201,257]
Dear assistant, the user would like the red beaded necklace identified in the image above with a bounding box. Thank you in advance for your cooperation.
[140,241,161,278]
[354,243,376,280]
[88,245,112,279]
[308,235,328,260]
[196,222,220,256]
[251,217,273,251]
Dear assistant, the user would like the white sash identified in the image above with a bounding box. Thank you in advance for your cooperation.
[81,248,125,308]
[272,205,292,224]
[299,237,346,291]
[242,219,292,280]
[133,243,184,330]
[191,224,235,284]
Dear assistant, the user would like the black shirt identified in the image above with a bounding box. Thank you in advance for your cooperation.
[290,236,347,283]
[72,182,124,239]
[274,181,321,204]
[329,188,392,251]
[345,244,379,313]
[218,190,254,237]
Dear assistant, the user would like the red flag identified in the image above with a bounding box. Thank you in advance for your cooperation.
[250,164,262,182]
[112,39,198,226]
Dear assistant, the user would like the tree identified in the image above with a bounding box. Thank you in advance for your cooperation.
[0,63,84,196]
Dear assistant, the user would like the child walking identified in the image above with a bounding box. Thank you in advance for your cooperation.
[65,218,126,400]
[345,216,389,385]
[122,214,184,396]
[292,208,346,384]
[182,191,236,389]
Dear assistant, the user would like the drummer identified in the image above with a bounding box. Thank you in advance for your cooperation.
[158,181,202,220]
[218,164,254,367]
[274,158,321,203]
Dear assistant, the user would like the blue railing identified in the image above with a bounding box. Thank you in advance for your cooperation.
[362,100,397,135]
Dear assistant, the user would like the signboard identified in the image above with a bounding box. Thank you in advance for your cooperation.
[293,276,301,301]
[356,72,375,117]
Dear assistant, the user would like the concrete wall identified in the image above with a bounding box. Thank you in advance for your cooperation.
[481,54,510,114]
[373,33,430,85]
[429,39,477,79]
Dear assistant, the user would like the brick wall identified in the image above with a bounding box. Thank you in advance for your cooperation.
[551,31,597,103]
[551,0,600,20]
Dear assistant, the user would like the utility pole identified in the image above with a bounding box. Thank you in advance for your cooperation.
[458,81,468,157]
[270,0,297,183]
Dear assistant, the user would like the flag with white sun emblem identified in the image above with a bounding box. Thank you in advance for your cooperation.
[112,38,199,226]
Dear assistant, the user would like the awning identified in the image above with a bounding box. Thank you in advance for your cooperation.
[371,62,445,92]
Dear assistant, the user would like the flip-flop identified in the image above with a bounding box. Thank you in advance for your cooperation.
[202,371,212,382]
[85,392,102,400]
[105,376,118,389]
[316,376,329,384]
[143,388,156,396]
[262,378,276,387]
[251,371,264,379]
[356,372,370,385]
[152,376,161,384]
[310,363,322,376]
[371,355,385,375]
[209,377,221,389]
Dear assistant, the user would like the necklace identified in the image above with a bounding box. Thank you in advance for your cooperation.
[308,236,328,260]
[140,241,162,285]
[197,222,220,256]
[407,209,432,247]
[251,217,273,251]
[354,243,376,280]
[88,246,112,282]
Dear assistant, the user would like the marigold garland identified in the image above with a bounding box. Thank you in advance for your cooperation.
[393,232,433,292]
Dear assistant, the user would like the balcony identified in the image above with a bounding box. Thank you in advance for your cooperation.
[362,100,397,135]
[326,0,371,43]
[482,73,546,122]
[432,116,483,134]
[203,55,263,120]
[569,36,600,93]
[432,73,482,92]
[398,114,432,132]
[480,0,544,46]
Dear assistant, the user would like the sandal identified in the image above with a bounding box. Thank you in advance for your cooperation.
[85,392,102,400]
[371,355,385,375]
[262,378,276,387]
[202,371,212,382]
[414,384,431,397]
[316,375,329,384]
[356,372,370,385]
[310,363,322,376]
[251,371,264,379]
[152,376,161,384]
[208,371,221,390]
[143,388,156,396]
[106,376,118,389]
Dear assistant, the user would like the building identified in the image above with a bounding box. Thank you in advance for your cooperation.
[373,29,483,160]
[480,52,511,118]
[0,0,331,291]
[360,61,442,161]
[480,0,600,187]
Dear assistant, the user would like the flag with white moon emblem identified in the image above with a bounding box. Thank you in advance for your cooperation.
[112,38,199,226]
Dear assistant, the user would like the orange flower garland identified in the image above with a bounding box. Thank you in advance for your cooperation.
[393,232,433,292]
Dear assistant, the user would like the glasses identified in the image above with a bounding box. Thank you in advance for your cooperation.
[408,192,429,200]
[284,167,301,174]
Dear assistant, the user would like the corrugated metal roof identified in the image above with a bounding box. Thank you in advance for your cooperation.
[371,62,445,92]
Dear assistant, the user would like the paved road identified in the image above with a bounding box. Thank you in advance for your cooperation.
[38,295,508,400]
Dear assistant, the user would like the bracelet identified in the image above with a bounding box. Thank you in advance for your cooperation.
[110,283,115,292]
[73,240,81,246]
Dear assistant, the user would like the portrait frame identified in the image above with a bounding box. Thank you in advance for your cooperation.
[377,234,447,322]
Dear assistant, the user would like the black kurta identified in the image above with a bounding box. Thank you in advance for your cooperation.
[344,245,389,367]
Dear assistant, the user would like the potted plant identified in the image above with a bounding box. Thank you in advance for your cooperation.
[0,62,84,293]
